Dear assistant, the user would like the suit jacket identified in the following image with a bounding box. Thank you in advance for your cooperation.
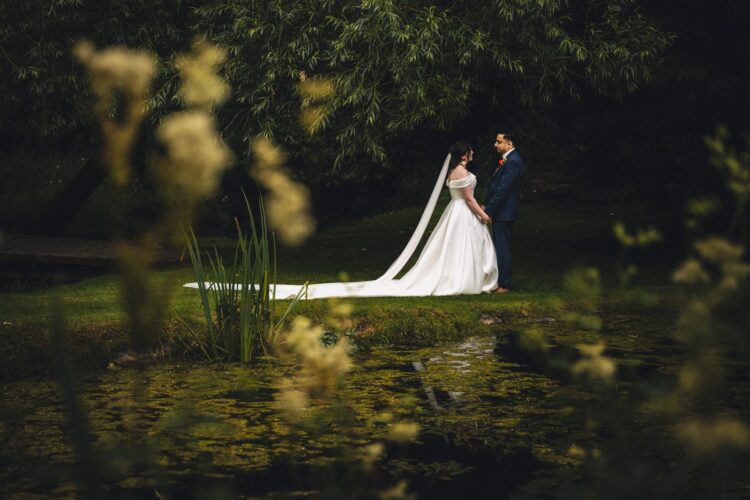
[484,149,525,222]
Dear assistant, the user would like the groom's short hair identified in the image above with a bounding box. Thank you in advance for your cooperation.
[498,132,514,145]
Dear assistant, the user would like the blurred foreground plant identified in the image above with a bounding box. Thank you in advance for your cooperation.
[74,39,234,351]
[250,137,316,247]
[274,303,421,497]
[73,41,157,186]
[704,126,750,246]
[514,127,750,498]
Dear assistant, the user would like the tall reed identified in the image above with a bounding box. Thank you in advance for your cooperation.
[179,191,306,363]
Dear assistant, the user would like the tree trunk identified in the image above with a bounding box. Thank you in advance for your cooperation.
[33,158,106,235]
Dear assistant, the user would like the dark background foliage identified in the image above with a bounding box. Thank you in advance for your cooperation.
[0,0,747,233]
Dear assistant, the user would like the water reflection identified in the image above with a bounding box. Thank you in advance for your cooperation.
[0,334,573,497]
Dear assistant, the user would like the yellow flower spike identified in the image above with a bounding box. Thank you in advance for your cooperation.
[695,237,743,264]
[672,259,711,285]
[175,38,229,109]
[567,444,587,458]
[379,479,412,500]
[276,388,309,420]
[572,342,616,384]
[373,412,394,423]
[724,261,750,279]
[360,442,385,469]
[613,222,634,247]
[251,137,286,169]
[74,40,157,186]
[299,78,335,101]
[686,197,722,217]
[282,312,353,400]
[388,422,421,443]
[74,42,157,101]
[301,107,330,135]
[155,111,233,199]
[576,342,607,357]
[678,419,750,456]
[326,298,355,331]
[250,138,316,246]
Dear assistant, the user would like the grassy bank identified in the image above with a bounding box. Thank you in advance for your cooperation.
[0,198,683,381]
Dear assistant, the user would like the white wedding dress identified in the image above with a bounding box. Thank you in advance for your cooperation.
[185,154,498,299]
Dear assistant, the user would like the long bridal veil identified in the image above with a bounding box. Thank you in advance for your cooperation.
[185,154,453,299]
[376,154,451,281]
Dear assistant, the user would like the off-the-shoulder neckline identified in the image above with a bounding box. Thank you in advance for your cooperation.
[447,173,475,182]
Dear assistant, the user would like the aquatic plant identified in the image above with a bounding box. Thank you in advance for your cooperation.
[179,191,307,363]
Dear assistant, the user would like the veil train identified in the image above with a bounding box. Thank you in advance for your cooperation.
[184,154,453,299]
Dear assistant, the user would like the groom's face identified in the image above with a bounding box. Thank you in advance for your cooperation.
[494,134,511,154]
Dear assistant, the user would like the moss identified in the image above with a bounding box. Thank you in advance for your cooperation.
[352,306,475,347]
[0,323,169,382]
[0,286,685,382]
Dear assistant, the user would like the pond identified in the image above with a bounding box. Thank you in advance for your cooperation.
[1,324,740,498]
[1,330,578,498]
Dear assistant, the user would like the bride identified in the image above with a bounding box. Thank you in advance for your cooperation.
[186,141,498,299]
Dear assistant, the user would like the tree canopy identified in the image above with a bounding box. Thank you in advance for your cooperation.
[1,0,671,176]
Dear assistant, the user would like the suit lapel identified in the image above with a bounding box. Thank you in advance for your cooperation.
[494,151,513,177]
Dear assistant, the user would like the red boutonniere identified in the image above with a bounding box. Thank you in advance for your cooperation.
[497,158,506,169]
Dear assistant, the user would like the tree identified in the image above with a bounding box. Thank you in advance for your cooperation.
[2,1,671,165]
[0,0,191,145]
[1,1,672,233]
[194,0,672,177]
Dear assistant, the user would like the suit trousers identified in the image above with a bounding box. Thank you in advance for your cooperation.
[492,221,514,289]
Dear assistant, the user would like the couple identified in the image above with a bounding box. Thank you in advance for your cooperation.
[186,132,525,299]
[446,132,525,294]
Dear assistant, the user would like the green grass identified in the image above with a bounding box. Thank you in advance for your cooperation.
[0,197,685,380]
[0,198,680,324]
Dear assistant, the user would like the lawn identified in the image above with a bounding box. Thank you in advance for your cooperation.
[0,195,685,380]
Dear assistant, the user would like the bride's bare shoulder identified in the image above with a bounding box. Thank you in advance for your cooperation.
[449,164,469,180]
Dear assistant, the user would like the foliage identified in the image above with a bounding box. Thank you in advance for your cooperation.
[194,0,672,173]
[558,0,750,204]
[179,194,307,363]
[70,38,237,350]
[1,1,671,176]
[512,131,750,498]
[704,126,750,246]
[0,0,191,143]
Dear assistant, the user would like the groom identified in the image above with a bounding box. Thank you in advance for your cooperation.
[484,132,525,294]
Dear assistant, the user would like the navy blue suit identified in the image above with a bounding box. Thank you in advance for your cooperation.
[484,149,525,289]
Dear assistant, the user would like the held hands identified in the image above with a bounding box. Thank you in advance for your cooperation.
[478,205,491,224]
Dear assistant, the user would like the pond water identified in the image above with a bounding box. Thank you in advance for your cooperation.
[1,332,581,498]
[1,325,736,498]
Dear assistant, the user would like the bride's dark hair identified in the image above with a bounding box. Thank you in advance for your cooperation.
[448,140,472,170]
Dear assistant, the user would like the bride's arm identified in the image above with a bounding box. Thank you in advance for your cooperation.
[461,186,491,223]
